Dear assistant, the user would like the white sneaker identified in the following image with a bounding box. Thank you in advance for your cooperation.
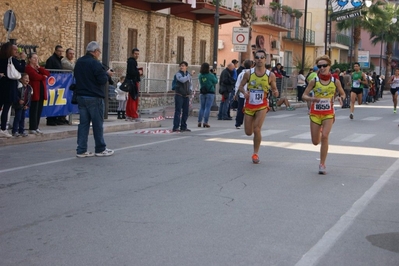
[76,151,95,158]
[95,148,114,157]
[0,130,12,138]
[36,129,43,134]
[29,130,39,135]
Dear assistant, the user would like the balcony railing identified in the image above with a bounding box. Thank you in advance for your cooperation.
[331,33,350,46]
[200,0,241,12]
[253,6,297,30]
[283,26,315,44]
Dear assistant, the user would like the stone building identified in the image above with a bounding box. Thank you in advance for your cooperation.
[1,0,240,109]
[0,0,240,66]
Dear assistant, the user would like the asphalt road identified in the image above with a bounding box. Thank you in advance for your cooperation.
[1,97,399,266]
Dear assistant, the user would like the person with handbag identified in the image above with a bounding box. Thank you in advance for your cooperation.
[125,48,141,121]
[25,53,50,135]
[0,42,26,138]
[197,63,218,128]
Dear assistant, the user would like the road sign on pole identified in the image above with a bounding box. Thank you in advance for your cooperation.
[232,27,249,45]
[3,10,16,42]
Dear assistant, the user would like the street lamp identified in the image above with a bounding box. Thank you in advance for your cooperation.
[301,0,308,71]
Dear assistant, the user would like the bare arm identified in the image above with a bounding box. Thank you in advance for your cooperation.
[302,79,319,103]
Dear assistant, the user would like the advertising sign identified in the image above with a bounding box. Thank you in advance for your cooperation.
[26,72,79,117]
[330,0,365,21]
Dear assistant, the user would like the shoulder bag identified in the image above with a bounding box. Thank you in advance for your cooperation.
[120,79,132,92]
[7,57,21,80]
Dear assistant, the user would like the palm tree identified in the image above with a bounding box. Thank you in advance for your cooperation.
[336,16,363,65]
[362,1,399,88]
[240,0,254,60]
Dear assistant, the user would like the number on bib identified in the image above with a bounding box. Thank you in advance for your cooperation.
[249,90,264,105]
[313,98,331,112]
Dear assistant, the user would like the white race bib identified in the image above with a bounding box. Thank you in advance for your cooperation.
[313,98,331,112]
[249,90,264,105]
[352,80,360,88]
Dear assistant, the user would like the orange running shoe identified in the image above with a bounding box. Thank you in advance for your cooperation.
[252,153,260,164]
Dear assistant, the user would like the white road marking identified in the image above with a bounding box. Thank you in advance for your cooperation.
[260,129,288,137]
[206,138,399,158]
[0,137,189,174]
[295,158,399,266]
[361,117,383,121]
[291,132,311,140]
[268,114,297,118]
[389,136,399,145]
[341,133,375,142]
[198,129,238,136]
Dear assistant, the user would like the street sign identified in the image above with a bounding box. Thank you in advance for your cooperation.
[232,27,249,45]
[360,62,369,68]
[233,45,247,52]
[3,10,16,32]
[358,50,369,68]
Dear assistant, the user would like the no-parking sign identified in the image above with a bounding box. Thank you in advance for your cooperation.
[232,27,249,45]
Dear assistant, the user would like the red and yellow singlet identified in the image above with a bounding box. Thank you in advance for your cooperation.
[244,68,271,114]
[309,76,336,116]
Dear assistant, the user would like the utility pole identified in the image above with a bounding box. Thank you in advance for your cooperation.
[301,0,308,70]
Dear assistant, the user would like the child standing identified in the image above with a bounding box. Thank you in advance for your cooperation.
[12,73,32,137]
[115,76,128,119]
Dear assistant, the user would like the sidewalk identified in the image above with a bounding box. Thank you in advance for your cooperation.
[0,114,162,146]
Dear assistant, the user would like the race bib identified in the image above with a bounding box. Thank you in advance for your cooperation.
[313,98,331,112]
[352,80,360,88]
[249,90,264,105]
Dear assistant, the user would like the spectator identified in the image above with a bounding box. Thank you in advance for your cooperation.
[25,53,50,135]
[115,76,128,119]
[172,61,193,132]
[198,63,218,128]
[12,73,32,137]
[125,48,141,121]
[234,59,252,129]
[297,69,306,102]
[74,41,114,157]
[60,48,76,125]
[217,63,236,120]
[0,42,26,138]
[61,48,75,71]
[45,45,64,126]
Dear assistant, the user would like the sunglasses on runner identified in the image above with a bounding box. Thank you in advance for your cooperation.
[255,55,265,59]
[317,64,329,68]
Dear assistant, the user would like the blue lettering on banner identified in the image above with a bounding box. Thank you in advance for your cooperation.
[25,72,79,118]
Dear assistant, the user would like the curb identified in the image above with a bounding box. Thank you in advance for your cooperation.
[0,119,161,147]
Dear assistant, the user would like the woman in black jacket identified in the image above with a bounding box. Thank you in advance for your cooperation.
[0,42,26,137]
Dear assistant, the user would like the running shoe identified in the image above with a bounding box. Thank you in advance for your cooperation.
[394,109,397,113]
[349,113,353,120]
[95,148,114,157]
[0,130,12,138]
[319,164,326,175]
[76,151,95,158]
[252,153,260,164]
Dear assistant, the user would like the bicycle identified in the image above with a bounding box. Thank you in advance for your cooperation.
[268,91,277,112]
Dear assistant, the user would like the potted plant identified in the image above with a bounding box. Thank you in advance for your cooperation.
[269,2,281,10]
[261,15,273,22]
[282,5,293,15]
[293,9,303,19]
